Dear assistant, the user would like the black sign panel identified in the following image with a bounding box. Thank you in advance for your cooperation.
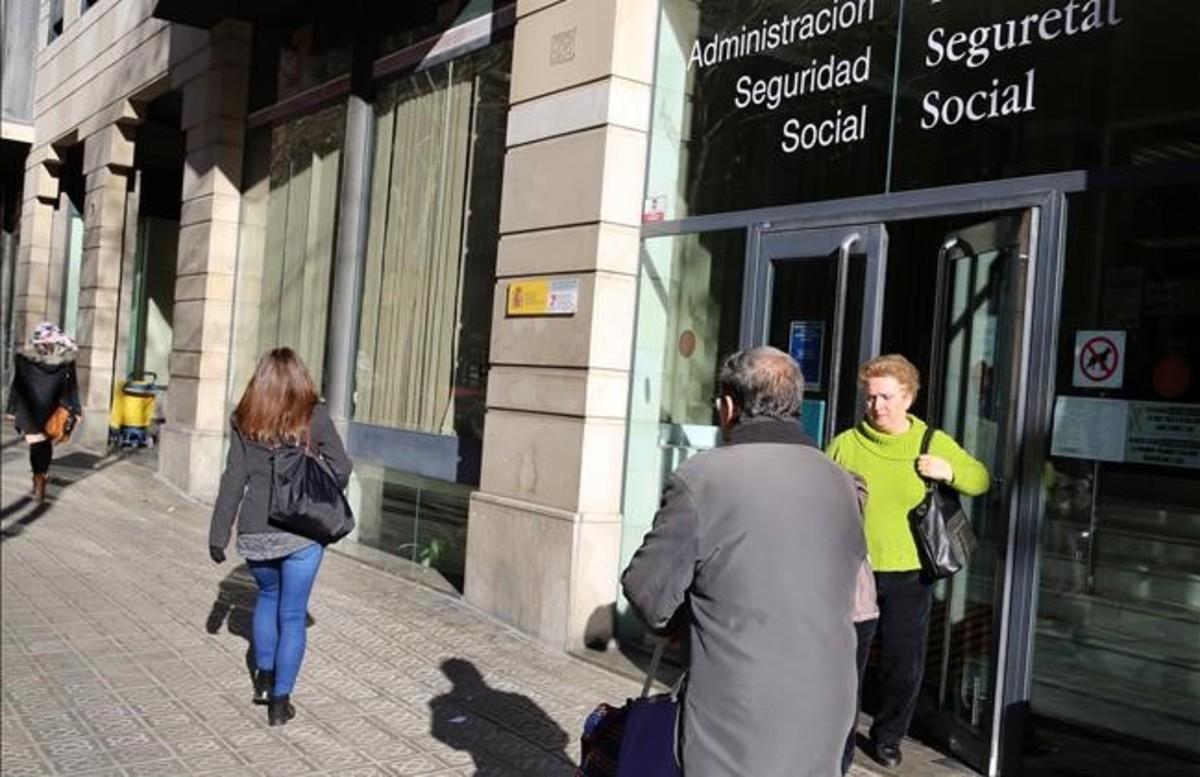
[663,0,899,216]
[654,0,1200,218]
[891,0,1200,190]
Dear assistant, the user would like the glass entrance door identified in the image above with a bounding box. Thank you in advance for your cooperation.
[903,210,1036,774]
[752,212,1037,775]
[749,225,888,445]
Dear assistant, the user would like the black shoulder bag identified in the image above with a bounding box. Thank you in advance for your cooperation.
[267,425,354,544]
[908,426,978,578]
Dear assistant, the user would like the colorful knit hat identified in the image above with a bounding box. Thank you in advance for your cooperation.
[29,321,78,356]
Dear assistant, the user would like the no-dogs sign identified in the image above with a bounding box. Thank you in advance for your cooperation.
[1073,330,1125,389]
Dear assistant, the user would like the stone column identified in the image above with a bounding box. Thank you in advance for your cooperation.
[74,125,135,448]
[157,21,250,501]
[11,154,61,345]
[463,0,657,651]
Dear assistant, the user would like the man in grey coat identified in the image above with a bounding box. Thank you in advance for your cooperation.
[622,347,865,777]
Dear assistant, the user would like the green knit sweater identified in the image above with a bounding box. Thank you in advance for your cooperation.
[826,415,990,572]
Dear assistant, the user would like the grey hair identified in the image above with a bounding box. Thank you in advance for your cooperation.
[717,346,805,419]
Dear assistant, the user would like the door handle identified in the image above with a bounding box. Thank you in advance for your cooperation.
[826,233,861,444]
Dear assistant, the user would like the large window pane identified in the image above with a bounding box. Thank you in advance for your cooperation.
[1028,183,1200,772]
[353,463,472,592]
[346,41,511,588]
[352,41,510,484]
[230,103,345,398]
[618,230,746,642]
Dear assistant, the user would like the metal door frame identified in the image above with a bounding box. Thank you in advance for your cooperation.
[743,224,888,444]
[728,183,1066,777]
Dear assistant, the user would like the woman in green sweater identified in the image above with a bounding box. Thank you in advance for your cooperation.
[827,354,989,769]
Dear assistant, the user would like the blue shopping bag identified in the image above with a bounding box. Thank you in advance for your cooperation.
[615,693,680,777]
[577,642,681,777]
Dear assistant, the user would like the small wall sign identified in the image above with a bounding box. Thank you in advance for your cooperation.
[506,277,580,317]
[788,320,826,389]
[1072,330,1125,389]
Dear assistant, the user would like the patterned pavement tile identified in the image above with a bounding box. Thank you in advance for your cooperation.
[379,753,448,776]
[0,760,55,777]
[249,757,323,776]
[236,742,305,765]
[120,759,188,777]
[166,734,229,757]
[0,448,656,777]
[305,746,380,770]
[94,729,157,750]
[42,750,118,774]
[106,742,176,765]
[35,736,105,759]
[177,750,246,773]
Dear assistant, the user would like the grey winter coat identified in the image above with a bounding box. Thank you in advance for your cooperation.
[622,417,865,777]
[208,403,352,550]
[6,347,81,435]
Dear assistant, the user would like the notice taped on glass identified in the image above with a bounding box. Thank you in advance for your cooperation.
[1051,396,1128,463]
[1125,401,1200,470]
[1052,397,1199,470]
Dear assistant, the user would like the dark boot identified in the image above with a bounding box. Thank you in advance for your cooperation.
[267,695,294,726]
[252,670,274,705]
[32,473,47,503]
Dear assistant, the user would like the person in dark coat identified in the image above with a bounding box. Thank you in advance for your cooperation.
[622,346,866,777]
[208,347,352,727]
[5,322,81,502]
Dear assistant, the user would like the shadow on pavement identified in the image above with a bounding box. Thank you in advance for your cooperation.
[205,563,317,680]
[0,449,127,542]
[0,502,52,541]
[430,657,571,775]
[1,495,32,520]
[206,563,261,678]
[50,451,111,483]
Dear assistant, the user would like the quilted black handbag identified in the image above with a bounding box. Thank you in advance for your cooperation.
[908,426,977,578]
[267,433,354,544]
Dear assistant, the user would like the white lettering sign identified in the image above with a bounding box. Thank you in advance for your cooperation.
[919,0,1122,132]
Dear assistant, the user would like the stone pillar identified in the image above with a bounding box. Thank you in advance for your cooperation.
[74,125,135,448]
[11,155,61,344]
[158,20,250,501]
[463,0,656,651]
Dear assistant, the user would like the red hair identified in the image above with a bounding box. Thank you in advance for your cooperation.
[233,348,319,444]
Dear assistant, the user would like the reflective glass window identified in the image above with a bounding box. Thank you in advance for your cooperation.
[618,230,747,641]
[230,102,346,397]
[1029,183,1200,772]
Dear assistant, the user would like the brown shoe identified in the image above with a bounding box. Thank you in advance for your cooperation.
[32,473,48,502]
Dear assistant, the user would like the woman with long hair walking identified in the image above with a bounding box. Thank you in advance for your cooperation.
[5,322,81,502]
[208,347,351,726]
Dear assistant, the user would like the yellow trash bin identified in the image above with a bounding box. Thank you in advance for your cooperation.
[109,372,158,447]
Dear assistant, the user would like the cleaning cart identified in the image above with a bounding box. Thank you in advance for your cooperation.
[108,372,161,448]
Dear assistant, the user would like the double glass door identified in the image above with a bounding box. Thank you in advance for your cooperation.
[749,210,1035,774]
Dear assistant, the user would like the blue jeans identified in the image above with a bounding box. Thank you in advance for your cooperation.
[248,543,323,696]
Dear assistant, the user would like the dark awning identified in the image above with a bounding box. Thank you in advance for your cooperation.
[151,0,312,28]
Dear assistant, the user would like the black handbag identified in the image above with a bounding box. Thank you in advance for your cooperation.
[908,426,977,578]
[267,432,354,544]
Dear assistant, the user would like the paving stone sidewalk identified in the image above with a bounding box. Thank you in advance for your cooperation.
[2,440,652,777]
[2,438,950,777]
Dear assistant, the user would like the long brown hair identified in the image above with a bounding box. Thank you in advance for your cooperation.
[233,348,319,444]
